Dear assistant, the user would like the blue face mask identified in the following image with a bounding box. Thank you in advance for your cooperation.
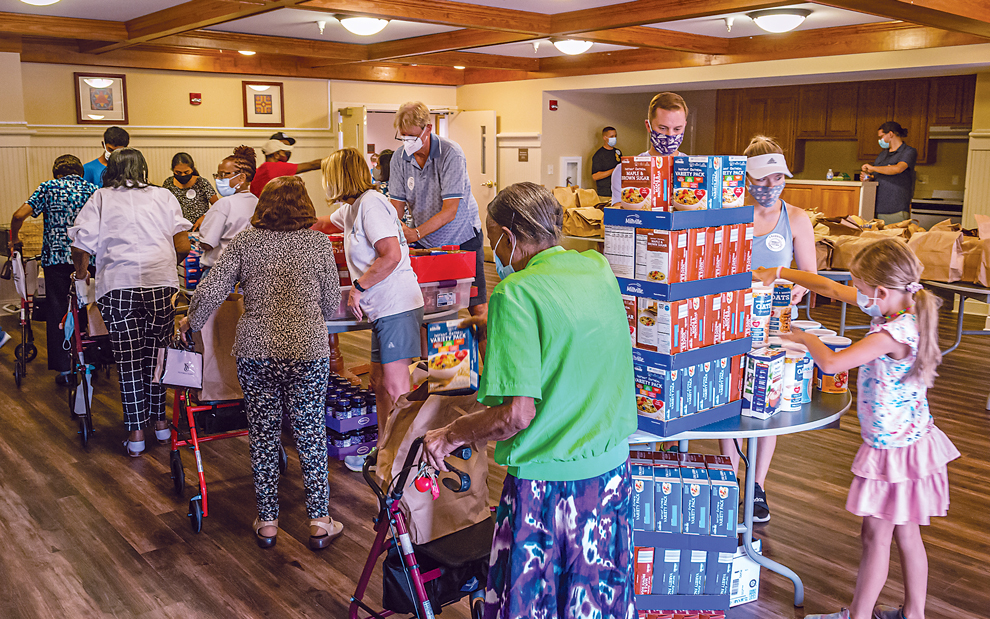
[215,178,237,197]
[857,289,884,318]
[747,182,785,208]
[63,308,75,343]
[493,234,515,280]
[607,136,617,147]
[878,137,890,149]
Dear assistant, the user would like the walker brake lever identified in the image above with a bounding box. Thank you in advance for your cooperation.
[441,461,471,493]
[449,445,472,461]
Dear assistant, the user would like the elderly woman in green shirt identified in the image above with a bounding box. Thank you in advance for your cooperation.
[423,182,637,619]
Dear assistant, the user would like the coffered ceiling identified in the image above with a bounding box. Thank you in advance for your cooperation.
[0,0,987,86]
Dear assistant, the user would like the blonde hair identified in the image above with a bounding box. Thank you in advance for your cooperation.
[648,92,689,121]
[394,101,431,131]
[322,148,376,202]
[850,238,942,387]
[744,135,784,157]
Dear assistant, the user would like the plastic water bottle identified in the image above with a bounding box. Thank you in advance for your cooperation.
[826,168,834,181]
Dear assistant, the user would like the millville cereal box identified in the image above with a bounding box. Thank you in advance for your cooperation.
[687,296,705,351]
[689,228,708,281]
[740,222,754,272]
[683,364,699,415]
[620,156,672,211]
[710,155,747,209]
[630,451,654,531]
[634,547,655,595]
[636,363,679,421]
[680,464,710,535]
[653,549,681,595]
[705,551,735,596]
[714,356,731,406]
[604,224,636,278]
[730,354,744,402]
[707,294,723,346]
[635,229,691,283]
[671,156,711,210]
[742,347,786,419]
[679,550,707,595]
[636,298,690,354]
[707,226,726,279]
[654,455,682,533]
[707,467,739,537]
[427,320,479,395]
[622,295,637,346]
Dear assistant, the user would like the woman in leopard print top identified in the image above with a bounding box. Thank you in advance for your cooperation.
[182,176,343,551]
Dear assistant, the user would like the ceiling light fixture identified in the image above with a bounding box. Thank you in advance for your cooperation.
[83,78,114,88]
[532,41,540,53]
[317,21,326,35]
[552,39,593,55]
[748,9,811,34]
[336,15,389,36]
[724,17,734,33]
[20,0,61,6]
[239,50,256,56]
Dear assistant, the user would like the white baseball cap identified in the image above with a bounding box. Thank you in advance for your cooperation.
[262,139,293,155]
[747,153,792,179]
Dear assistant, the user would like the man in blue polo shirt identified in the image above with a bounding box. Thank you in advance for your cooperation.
[389,101,487,323]
[82,126,130,187]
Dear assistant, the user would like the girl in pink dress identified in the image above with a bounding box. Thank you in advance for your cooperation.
[754,238,960,619]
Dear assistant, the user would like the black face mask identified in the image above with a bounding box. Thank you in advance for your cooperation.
[174,173,194,184]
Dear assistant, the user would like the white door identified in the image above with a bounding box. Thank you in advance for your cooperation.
[338,106,367,154]
[449,110,497,258]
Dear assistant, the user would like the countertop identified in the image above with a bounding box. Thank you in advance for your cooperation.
[788,179,878,187]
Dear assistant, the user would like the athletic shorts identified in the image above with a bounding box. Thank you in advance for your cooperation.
[371,306,424,365]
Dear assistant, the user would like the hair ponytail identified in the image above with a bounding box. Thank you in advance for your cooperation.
[908,288,942,387]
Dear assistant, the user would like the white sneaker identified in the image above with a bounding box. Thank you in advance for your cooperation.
[0,331,11,349]
[344,454,367,472]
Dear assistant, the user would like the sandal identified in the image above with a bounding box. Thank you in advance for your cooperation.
[123,439,145,458]
[309,518,344,550]
[253,518,278,548]
[154,426,171,445]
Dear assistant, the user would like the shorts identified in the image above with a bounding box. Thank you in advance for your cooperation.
[877,211,909,226]
[371,306,424,365]
[459,229,487,307]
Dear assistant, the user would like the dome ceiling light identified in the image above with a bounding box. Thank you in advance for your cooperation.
[748,9,812,34]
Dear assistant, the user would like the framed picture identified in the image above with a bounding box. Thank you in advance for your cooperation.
[74,72,128,125]
[242,81,285,127]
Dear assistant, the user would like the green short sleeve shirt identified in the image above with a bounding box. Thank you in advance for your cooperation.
[478,246,636,481]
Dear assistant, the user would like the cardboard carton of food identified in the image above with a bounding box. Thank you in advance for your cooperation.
[707,226,726,279]
[620,156,672,211]
[705,551,735,596]
[707,467,739,537]
[426,321,479,395]
[622,294,637,346]
[634,547,655,595]
[653,548,681,596]
[654,455,683,533]
[630,451,654,531]
[678,550,707,595]
[709,155,747,209]
[689,228,708,282]
[672,156,710,210]
[635,228,691,283]
[635,363,679,421]
[604,224,636,278]
[742,347,785,419]
[680,465,710,535]
[725,224,741,275]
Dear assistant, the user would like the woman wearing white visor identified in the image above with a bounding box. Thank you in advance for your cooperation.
[719,135,816,523]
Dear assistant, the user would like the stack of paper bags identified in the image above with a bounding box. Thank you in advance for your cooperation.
[907,219,964,283]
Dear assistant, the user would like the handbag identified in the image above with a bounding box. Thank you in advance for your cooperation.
[153,335,204,390]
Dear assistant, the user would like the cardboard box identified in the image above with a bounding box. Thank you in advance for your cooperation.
[713,357,730,406]
[742,347,786,419]
[730,354,744,403]
[426,321,479,395]
[687,296,705,351]
[619,156,672,211]
[634,547,655,595]
[725,225,741,275]
[604,225,636,278]
[622,294,637,346]
[739,290,753,341]
[653,548,681,596]
[683,364,699,416]
[636,298,689,355]
[672,156,711,210]
[740,223,754,272]
[711,155,747,209]
[679,550,708,595]
[630,451,655,531]
[730,541,763,607]
[680,465,710,535]
[705,454,734,470]
[678,452,707,468]
[721,290,737,341]
[635,229,691,284]
[708,294,723,346]
[705,551,735,596]
[708,468,739,537]
[636,363,679,421]
[654,457,683,533]
[707,226,726,279]
[698,361,713,412]
[689,228,708,282]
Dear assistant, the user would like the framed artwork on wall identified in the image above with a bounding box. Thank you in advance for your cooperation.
[242,81,285,127]
[74,72,129,125]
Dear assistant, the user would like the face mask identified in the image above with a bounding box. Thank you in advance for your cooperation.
[402,133,424,156]
[493,234,516,280]
[857,289,884,318]
[216,178,237,197]
[649,129,684,156]
[174,173,193,185]
[747,182,785,208]
[372,168,382,181]
[879,136,890,149]
[63,307,75,343]
[607,136,617,147]
[104,148,113,160]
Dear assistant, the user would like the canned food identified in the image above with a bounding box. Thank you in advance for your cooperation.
[816,336,852,393]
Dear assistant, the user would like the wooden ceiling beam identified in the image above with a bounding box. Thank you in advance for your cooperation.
[156,29,368,61]
[812,0,990,39]
[383,51,540,71]
[0,11,127,41]
[366,29,535,61]
[299,0,551,34]
[537,47,712,75]
[550,0,793,35]
[577,26,730,54]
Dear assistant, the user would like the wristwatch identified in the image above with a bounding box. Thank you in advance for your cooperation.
[353,280,367,292]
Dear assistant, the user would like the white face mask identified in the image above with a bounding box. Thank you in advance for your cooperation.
[400,128,426,156]
[104,147,113,160]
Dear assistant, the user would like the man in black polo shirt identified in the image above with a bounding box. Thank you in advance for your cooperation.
[591,126,621,200]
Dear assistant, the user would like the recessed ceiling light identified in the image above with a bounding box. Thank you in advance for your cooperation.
[20,0,61,5]
[454,66,466,70]
[552,39,593,55]
[239,50,256,56]
[748,9,812,33]
[336,15,389,36]
[83,78,114,88]
[248,85,271,92]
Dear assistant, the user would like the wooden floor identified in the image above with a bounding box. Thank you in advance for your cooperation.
[1,267,989,618]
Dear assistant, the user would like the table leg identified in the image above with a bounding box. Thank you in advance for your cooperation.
[941,293,965,356]
[328,333,360,384]
[839,301,848,337]
[741,437,805,607]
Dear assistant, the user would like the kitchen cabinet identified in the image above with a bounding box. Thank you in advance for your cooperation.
[894,79,929,164]
[856,79,929,164]
[714,87,798,164]
[781,180,877,219]
[826,83,859,137]
[929,75,977,125]
[797,83,858,139]
[856,80,894,161]
[797,85,828,138]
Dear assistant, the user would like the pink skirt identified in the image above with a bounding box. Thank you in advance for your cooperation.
[846,426,961,526]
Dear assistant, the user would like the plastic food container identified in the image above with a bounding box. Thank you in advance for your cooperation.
[420,277,474,314]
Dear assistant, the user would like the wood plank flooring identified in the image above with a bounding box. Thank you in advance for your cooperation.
[1,267,988,618]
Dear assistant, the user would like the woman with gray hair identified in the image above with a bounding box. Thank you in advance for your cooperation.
[423,181,637,619]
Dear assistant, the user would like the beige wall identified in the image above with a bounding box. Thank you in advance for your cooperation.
[0,53,25,125]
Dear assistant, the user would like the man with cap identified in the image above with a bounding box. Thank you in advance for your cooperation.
[250,139,322,197]
[271,131,296,149]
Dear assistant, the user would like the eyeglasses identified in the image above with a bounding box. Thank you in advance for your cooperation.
[213,171,237,179]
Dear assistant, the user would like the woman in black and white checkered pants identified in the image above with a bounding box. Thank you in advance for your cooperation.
[69,148,192,457]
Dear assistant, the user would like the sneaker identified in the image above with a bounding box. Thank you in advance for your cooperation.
[805,610,850,619]
[0,331,11,350]
[344,454,367,473]
[752,483,771,523]
[55,371,71,386]
[873,605,905,619]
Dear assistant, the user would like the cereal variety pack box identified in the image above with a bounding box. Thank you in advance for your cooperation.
[426,320,479,395]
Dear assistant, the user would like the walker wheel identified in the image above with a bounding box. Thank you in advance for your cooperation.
[25,343,37,362]
[78,416,90,447]
[170,450,185,496]
[188,497,203,533]
[13,364,22,388]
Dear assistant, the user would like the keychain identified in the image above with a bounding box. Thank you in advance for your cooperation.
[413,462,440,501]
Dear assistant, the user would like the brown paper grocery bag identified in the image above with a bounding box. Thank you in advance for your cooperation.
[907,230,964,282]
[830,235,889,270]
[816,238,834,271]
[192,293,245,402]
[86,303,108,337]
[377,385,490,545]
[962,237,983,282]
[576,188,601,208]
[562,206,605,237]
[552,186,577,209]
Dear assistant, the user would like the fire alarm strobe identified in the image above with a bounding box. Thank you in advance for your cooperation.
[190,93,202,105]
[548,99,558,111]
